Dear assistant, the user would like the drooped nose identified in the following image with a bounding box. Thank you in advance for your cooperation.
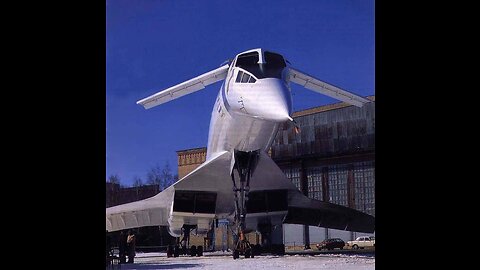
[249,79,292,122]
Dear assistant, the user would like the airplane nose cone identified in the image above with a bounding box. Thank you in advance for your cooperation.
[263,101,291,122]
[256,79,292,122]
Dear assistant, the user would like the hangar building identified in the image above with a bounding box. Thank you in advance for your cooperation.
[176,96,375,250]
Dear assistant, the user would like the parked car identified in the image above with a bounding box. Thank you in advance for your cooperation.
[316,238,345,250]
[346,236,375,250]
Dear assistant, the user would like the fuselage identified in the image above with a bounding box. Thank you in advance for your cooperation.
[206,49,293,158]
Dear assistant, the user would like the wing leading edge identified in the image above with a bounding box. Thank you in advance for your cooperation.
[288,67,370,107]
[137,64,229,109]
[106,151,231,233]
[106,151,375,234]
[285,190,375,233]
[106,186,174,232]
[255,153,375,233]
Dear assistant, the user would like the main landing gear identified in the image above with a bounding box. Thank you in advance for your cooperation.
[230,150,260,259]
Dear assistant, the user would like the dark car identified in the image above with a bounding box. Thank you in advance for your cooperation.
[316,238,345,250]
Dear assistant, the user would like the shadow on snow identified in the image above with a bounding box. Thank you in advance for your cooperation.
[118,263,203,269]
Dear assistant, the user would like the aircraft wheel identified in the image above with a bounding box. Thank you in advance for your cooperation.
[196,245,203,257]
[254,244,262,255]
[245,249,251,258]
[167,245,173,257]
[233,250,239,259]
[190,245,197,256]
[173,245,180,257]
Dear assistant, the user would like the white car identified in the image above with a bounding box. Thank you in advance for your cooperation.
[346,236,375,250]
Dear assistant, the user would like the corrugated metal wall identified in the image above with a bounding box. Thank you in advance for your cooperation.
[276,102,375,244]
[271,102,375,160]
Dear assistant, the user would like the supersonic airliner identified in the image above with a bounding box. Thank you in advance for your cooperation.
[106,48,374,259]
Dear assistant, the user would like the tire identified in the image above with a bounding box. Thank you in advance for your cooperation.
[167,245,173,258]
[190,245,197,257]
[340,247,343,250]
[352,244,359,250]
[254,244,261,256]
[278,244,285,256]
[174,245,180,257]
[245,249,251,258]
[196,246,203,257]
[233,250,239,259]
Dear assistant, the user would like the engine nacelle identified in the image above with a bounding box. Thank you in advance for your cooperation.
[167,190,217,237]
[167,212,215,237]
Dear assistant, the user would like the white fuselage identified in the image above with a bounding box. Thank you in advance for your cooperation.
[206,65,293,158]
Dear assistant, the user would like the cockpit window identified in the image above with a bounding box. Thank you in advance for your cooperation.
[235,51,286,79]
[235,71,242,83]
[264,51,286,78]
[235,70,256,84]
[241,73,250,83]
[236,52,260,67]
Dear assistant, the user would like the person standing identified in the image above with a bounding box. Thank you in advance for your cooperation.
[127,230,136,263]
[118,230,127,264]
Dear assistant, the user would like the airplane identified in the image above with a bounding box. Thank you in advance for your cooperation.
[106,48,375,259]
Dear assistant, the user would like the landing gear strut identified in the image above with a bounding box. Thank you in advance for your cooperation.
[181,225,196,256]
[230,150,260,259]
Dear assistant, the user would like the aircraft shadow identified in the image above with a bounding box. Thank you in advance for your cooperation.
[118,263,203,269]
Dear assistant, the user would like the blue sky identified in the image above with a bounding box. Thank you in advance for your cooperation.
[106,0,375,186]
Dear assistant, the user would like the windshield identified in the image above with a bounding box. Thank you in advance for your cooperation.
[235,51,286,79]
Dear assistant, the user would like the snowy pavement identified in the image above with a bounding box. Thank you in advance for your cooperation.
[115,252,375,269]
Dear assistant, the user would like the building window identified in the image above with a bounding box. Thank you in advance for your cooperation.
[307,167,324,201]
[328,164,348,206]
[283,167,301,191]
[353,161,375,216]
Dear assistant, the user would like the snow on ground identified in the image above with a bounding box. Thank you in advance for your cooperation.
[117,252,375,269]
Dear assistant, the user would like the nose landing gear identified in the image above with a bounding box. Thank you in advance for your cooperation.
[230,150,260,259]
